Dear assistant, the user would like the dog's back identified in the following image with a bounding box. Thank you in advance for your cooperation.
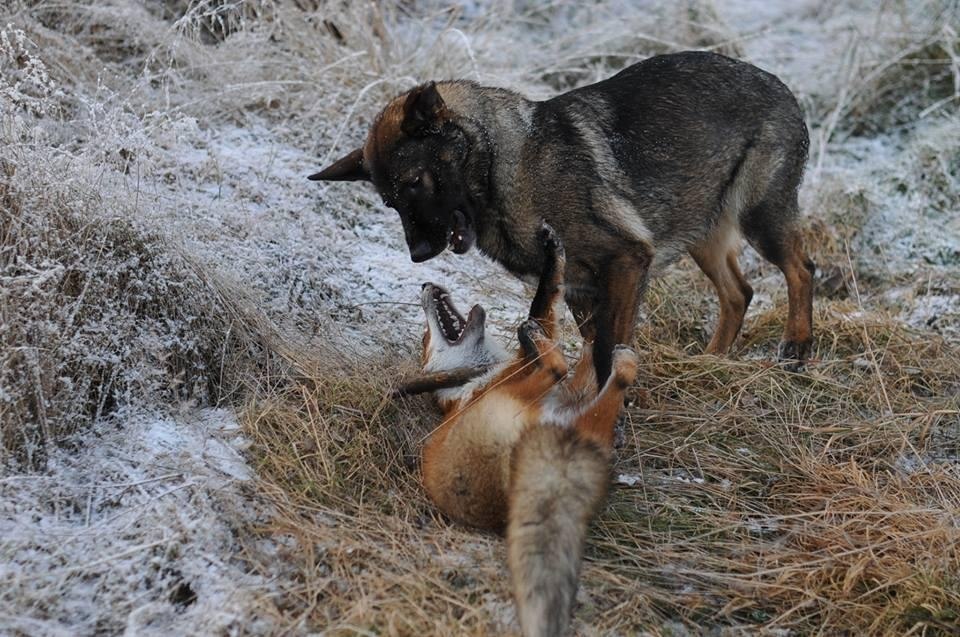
[526,51,808,268]
[508,52,815,374]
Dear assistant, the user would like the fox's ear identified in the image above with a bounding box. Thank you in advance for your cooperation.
[402,82,446,136]
[308,147,369,182]
[467,304,486,329]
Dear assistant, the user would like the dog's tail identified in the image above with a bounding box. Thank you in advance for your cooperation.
[507,426,611,637]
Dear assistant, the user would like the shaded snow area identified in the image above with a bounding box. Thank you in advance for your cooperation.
[0,408,276,636]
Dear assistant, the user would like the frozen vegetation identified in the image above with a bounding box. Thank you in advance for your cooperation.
[1,0,957,634]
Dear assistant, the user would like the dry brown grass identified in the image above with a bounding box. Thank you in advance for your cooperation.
[221,2,960,633]
[239,274,960,634]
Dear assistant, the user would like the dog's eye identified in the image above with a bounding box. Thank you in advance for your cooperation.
[404,174,421,194]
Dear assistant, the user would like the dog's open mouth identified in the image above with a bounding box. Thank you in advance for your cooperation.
[447,210,476,255]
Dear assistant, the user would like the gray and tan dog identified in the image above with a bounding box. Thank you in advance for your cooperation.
[311,51,815,383]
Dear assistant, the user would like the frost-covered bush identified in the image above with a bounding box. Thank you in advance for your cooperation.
[0,25,236,469]
[0,195,223,468]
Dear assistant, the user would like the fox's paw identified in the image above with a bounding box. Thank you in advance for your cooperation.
[611,345,638,389]
[537,221,565,263]
[518,318,547,359]
[777,339,811,372]
[518,318,546,344]
[519,319,566,379]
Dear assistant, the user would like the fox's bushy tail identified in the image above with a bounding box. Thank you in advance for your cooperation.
[507,426,611,637]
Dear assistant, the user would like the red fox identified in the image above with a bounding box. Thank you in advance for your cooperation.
[413,224,637,637]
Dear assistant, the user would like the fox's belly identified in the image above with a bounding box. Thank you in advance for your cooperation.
[421,394,532,531]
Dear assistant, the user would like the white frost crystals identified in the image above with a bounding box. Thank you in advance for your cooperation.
[0,408,278,636]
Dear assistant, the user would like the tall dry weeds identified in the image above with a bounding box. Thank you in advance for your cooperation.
[0,20,270,468]
[237,284,959,634]
[231,2,959,634]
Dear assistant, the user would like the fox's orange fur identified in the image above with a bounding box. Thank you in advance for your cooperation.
[415,225,637,637]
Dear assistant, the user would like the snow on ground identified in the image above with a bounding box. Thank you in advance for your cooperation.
[0,407,277,636]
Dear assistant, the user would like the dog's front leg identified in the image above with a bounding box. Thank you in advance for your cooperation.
[592,249,652,385]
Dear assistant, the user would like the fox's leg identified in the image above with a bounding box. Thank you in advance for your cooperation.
[592,248,652,386]
[514,318,568,398]
[689,219,753,354]
[527,223,566,340]
[742,200,815,369]
[572,346,638,449]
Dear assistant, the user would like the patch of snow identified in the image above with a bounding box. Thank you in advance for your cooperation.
[3,1,958,633]
[0,407,277,636]
[744,517,782,535]
[481,591,517,635]
[903,294,960,338]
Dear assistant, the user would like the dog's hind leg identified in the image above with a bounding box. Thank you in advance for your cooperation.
[731,134,814,368]
[689,216,753,354]
[742,200,815,369]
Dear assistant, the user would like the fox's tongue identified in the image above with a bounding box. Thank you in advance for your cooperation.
[448,210,475,254]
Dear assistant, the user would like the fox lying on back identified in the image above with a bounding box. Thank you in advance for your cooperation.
[415,225,636,637]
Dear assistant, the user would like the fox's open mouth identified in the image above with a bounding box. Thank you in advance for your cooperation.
[425,284,467,343]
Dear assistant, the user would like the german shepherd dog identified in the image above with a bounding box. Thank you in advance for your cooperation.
[311,51,815,383]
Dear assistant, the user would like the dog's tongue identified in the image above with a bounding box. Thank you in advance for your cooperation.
[448,210,475,254]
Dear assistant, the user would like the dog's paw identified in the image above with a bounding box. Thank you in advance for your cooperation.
[611,345,638,388]
[777,339,811,372]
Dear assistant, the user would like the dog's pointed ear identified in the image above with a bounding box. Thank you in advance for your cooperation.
[308,147,369,182]
[402,82,446,136]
